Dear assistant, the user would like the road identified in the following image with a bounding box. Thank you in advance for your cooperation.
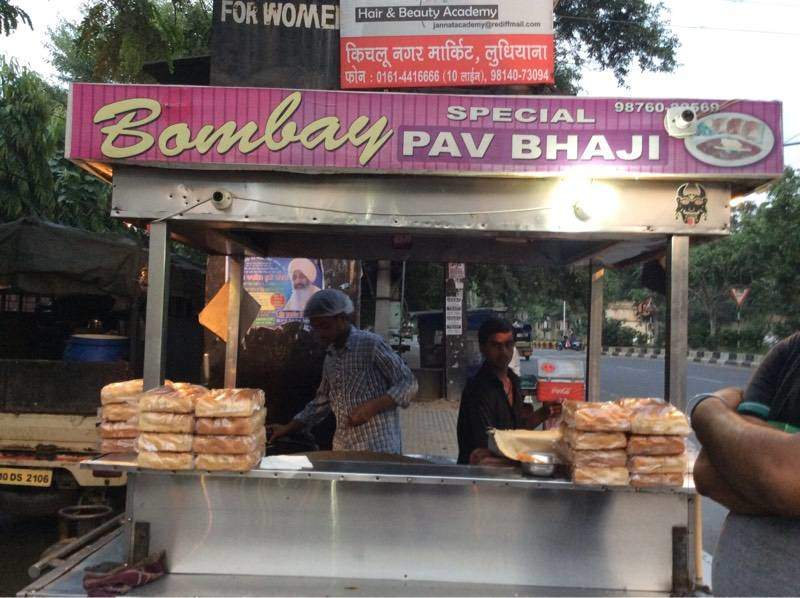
[521,349,753,401]
[522,350,754,561]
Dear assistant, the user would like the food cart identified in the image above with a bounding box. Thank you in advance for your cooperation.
[20,84,783,596]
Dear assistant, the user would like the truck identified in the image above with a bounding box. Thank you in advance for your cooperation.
[0,218,204,515]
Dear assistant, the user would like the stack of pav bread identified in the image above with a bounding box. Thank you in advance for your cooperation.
[99,379,148,454]
[136,383,201,470]
[560,401,631,486]
[97,379,267,472]
[619,398,691,488]
[193,388,266,472]
[559,397,690,487]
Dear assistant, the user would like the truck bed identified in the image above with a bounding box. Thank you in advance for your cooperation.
[0,359,131,416]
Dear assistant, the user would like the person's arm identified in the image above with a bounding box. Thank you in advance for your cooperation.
[349,338,419,427]
[692,449,768,515]
[520,403,555,429]
[373,337,418,409]
[270,372,332,440]
[692,396,800,517]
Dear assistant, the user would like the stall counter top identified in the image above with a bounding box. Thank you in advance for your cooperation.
[82,453,695,495]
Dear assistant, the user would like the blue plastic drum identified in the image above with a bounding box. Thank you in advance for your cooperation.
[63,334,129,362]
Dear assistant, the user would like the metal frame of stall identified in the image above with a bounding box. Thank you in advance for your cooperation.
[24,84,784,596]
[132,169,697,409]
[92,166,710,596]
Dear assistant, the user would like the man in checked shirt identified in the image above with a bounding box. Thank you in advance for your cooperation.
[269,289,418,454]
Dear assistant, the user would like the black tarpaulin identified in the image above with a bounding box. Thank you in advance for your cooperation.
[0,218,142,299]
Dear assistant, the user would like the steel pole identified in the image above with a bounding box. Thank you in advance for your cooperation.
[665,236,690,411]
[374,260,392,340]
[224,255,244,388]
[586,262,604,402]
[143,221,171,390]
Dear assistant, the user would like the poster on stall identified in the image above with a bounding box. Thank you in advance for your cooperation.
[445,262,465,336]
[340,0,554,89]
[243,257,324,328]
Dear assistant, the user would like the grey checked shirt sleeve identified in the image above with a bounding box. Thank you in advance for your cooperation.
[373,337,417,408]
[293,369,332,427]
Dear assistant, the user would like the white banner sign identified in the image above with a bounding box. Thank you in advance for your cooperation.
[340,0,554,89]
[446,262,465,336]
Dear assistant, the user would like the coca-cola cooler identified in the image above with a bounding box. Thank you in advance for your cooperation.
[535,358,585,429]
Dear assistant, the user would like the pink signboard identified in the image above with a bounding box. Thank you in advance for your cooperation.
[67,83,783,180]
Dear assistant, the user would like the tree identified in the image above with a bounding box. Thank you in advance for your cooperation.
[0,0,30,36]
[0,59,58,221]
[745,169,800,335]
[685,168,800,348]
[0,59,125,234]
[467,263,589,334]
[554,0,679,92]
[50,0,212,84]
[689,235,751,340]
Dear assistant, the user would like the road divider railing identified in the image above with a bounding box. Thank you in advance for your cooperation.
[537,344,765,368]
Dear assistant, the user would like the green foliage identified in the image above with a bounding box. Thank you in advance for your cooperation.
[48,21,97,83]
[0,59,58,220]
[602,318,639,347]
[404,263,444,312]
[687,168,800,349]
[465,263,588,333]
[749,169,800,329]
[0,0,30,36]
[554,0,679,92]
[50,0,212,83]
[0,58,128,235]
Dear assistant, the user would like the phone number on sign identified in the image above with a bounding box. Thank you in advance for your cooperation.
[490,68,551,82]
[375,70,442,85]
[614,101,721,113]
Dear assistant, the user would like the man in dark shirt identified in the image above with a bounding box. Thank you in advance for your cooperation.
[457,317,552,465]
[742,331,800,425]
[690,332,800,596]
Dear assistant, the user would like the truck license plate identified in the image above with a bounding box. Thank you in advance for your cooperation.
[0,467,53,487]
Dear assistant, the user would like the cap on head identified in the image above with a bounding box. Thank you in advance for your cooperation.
[303,289,354,319]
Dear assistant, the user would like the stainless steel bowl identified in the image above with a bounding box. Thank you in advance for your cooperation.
[519,452,557,477]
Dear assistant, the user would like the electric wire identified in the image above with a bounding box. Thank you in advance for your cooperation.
[556,13,800,37]
[231,194,553,217]
[151,197,214,223]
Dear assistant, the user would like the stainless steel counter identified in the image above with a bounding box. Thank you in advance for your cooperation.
[77,454,696,594]
[19,528,670,597]
[82,453,695,494]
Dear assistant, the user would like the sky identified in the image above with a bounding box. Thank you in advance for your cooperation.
[1,0,798,180]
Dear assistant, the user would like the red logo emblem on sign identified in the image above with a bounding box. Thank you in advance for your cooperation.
[542,362,556,374]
